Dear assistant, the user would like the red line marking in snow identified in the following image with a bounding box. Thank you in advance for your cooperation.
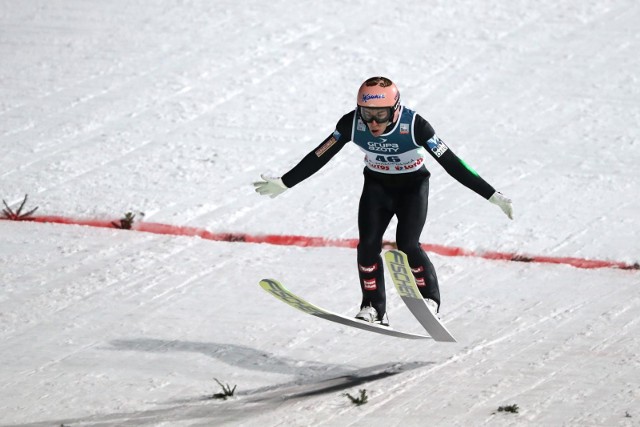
[4,215,639,271]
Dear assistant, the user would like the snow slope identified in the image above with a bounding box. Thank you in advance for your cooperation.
[1,0,639,425]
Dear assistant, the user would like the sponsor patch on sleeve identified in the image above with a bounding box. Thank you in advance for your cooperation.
[315,132,340,157]
[426,135,448,157]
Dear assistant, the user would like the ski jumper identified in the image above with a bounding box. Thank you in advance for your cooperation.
[282,106,495,319]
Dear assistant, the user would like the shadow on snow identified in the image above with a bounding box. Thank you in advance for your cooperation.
[11,338,434,427]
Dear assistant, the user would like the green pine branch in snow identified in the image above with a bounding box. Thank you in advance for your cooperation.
[344,389,369,406]
[210,378,237,400]
[111,212,144,229]
[2,194,38,220]
[495,404,520,414]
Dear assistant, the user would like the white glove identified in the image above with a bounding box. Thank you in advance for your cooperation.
[489,192,513,220]
[253,174,288,198]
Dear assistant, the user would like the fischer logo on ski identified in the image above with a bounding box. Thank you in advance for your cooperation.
[261,279,325,316]
[384,250,457,342]
[386,250,422,299]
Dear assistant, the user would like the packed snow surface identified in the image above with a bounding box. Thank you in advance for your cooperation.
[1,0,639,426]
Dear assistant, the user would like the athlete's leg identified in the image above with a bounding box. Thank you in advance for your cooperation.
[357,178,395,319]
[395,178,441,307]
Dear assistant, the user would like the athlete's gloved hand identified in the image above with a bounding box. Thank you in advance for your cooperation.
[253,174,288,198]
[489,192,513,220]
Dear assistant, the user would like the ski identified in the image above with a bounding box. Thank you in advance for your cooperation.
[259,279,430,340]
[384,250,457,342]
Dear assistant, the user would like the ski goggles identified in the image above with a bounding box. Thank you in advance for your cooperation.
[359,106,394,124]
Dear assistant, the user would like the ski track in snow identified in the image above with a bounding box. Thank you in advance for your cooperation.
[1,0,640,426]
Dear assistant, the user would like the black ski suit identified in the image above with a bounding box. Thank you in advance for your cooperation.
[281,107,496,320]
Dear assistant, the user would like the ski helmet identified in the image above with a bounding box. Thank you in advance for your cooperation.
[356,76,400,124]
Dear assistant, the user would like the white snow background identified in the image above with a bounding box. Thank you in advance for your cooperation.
[1,0,640,426]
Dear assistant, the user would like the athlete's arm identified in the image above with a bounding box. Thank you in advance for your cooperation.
[414,114,495,199]
[281,111,354,188]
